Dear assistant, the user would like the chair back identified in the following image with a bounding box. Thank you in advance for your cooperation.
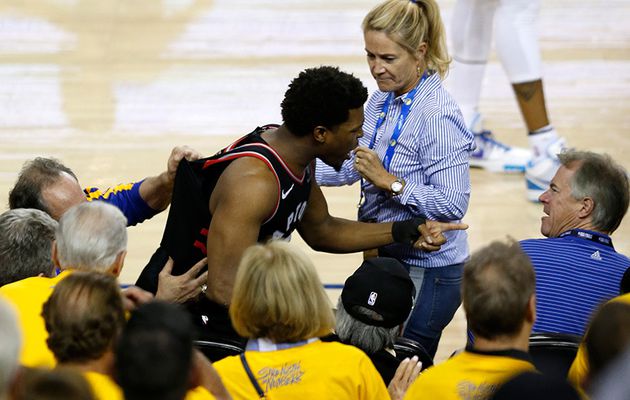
[393,337,433,371]
[528,333,581,379]
[194,338,245,362]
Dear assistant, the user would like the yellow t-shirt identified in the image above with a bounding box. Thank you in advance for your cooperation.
[567,293,630,393]
[84,371,124,400]
[83,371,215,400]
[404,350,536,400]
[214,340,388,400]
[185,386,217,400]
[0,270,73,367]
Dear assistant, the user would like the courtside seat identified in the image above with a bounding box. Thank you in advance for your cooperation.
[194,338,245,362]
[528,333,581,379]
[394,337,433,371]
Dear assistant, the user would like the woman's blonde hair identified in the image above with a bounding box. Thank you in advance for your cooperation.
[363,0,451,78]
[230,241,335,343]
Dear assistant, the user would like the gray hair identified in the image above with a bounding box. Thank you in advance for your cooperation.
[559,150,629,234]
[335,299,398,354]
[463,239,535,340]
[0,299,20,396]
[0,209,58,286]
[56,202,127,272]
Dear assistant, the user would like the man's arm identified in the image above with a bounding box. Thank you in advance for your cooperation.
[204,158,278,306]
[298,180,467,253]
[139,145,202,212]
[86,146,203,226]
[298,181,393,252]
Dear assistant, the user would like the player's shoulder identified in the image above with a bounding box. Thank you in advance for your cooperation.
[213,156,279,211]
[221,155,278,183]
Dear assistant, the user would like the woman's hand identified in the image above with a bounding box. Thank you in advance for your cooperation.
[353,146,397,191]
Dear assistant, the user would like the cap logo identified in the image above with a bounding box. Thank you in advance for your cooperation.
[368,291,378,306]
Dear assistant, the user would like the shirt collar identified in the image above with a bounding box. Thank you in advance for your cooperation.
[465,344,532,363]
[558,229,614,249]
[246,337,319,352]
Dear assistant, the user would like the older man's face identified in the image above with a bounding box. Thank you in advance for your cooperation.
[538,164,584,238]
[41,172,87,221]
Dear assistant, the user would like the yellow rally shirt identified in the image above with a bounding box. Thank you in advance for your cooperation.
[0,270,73,367]
[214,339,388,400]
[84,371,123,400]
[404,349,536,400]
[84,371,216,400]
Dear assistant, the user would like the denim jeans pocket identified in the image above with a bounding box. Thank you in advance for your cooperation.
[427,275,462,332]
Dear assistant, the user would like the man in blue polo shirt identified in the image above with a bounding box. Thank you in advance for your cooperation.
[520,150,630,336]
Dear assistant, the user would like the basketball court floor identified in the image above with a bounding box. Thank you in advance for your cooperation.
[1,0,629,361]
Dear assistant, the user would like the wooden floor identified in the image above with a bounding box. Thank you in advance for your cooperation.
[1,0,629,362]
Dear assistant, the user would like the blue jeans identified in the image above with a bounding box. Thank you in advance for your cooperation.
[402,263,464,358]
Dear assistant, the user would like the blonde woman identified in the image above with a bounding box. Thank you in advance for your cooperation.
[213,241,389,399]
[317,0,473,358]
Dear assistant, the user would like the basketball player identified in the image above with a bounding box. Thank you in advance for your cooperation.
[449,0,566,201]
[136,66,468,339]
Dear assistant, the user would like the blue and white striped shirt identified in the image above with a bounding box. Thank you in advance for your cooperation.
[521,230,630,336]
[317,72,474,268]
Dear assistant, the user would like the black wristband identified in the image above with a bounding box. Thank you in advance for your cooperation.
[392,217,427,244]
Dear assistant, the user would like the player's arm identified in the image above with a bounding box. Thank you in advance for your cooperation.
[204,157,278,306]
[298,181,393,252]
[139,145,202,212]
[298,180,467,252]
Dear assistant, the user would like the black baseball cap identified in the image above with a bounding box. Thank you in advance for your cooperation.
[341,257,415,328]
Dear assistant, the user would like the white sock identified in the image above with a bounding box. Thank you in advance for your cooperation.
[529,126,558,159]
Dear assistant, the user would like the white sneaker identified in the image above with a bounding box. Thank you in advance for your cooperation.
[525,136,566,202]
[469,130,532,173]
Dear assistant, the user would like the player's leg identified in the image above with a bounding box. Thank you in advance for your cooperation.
[449,0,531,173]
[495,0,565,201]
[449,0,496,128]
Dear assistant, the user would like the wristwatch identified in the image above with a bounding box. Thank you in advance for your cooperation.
[390,178,405,196]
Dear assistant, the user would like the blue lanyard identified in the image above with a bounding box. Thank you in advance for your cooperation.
[368,72,428,172]
[357,72,428,211]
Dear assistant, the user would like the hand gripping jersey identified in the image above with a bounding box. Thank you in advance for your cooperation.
[136,125,312,292]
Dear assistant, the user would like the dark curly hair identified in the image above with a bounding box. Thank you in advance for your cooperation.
[281,66,368,137]
[9,157,78,214]
[42,271,125,364]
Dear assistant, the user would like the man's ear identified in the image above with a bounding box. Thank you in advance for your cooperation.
[313,126,328,144]
[109,250,127,277]
[526,294,537,325]
[51,240,61,268]
[578,197,595,219]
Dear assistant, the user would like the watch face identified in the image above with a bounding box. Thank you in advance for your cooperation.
[391,181,403,194]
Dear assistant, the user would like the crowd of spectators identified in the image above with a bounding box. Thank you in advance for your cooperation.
[1,1,629,398]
